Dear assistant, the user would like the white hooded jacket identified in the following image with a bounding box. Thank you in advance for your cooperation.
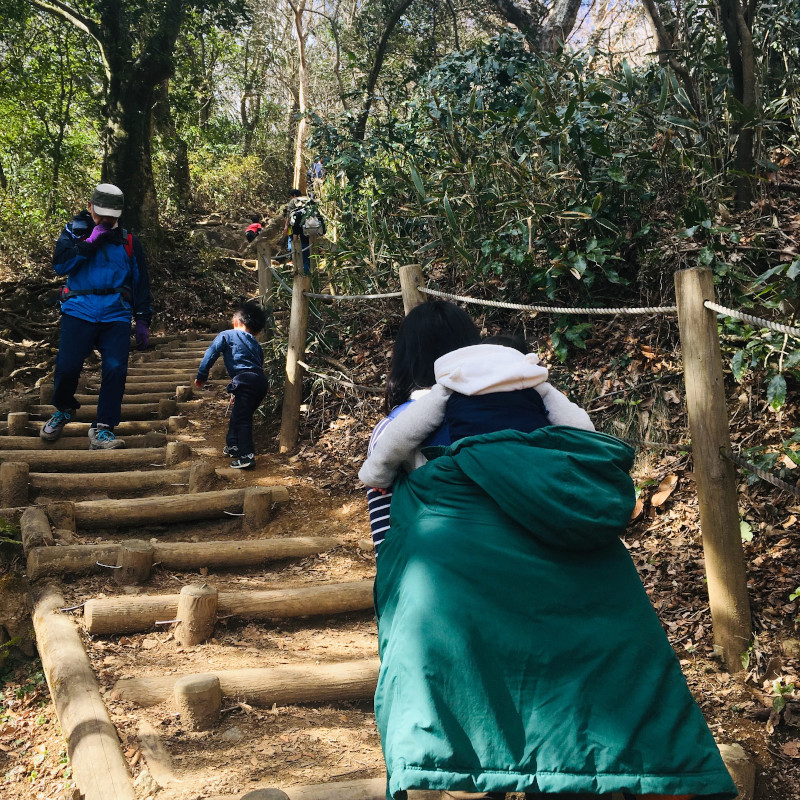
[359,344,594,488]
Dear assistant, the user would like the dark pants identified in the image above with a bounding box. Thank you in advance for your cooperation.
[226,370,269,456]
[288,234,311,274]
[51,314,130,428]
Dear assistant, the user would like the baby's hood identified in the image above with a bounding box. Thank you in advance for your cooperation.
[434,344,548,396]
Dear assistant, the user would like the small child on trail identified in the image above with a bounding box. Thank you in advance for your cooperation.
[359,334,594,490]
[245,215,262,243]
[194,301,269,470]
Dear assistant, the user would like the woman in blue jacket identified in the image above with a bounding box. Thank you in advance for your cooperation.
[41,183,152,449]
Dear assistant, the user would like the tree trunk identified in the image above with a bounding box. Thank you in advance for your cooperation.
[153,79,193,212]
[291,0,308,193]
[354,0,416,143]
[537,0,583,52]
[718,0,758,208]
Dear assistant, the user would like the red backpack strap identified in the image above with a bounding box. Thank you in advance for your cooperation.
[122,230,134,258]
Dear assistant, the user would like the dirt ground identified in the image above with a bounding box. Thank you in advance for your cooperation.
[2,315,800,800]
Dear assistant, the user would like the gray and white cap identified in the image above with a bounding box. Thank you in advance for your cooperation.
[90,183,124,217]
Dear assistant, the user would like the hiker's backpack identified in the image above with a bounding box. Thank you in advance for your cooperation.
[301,203,324,237]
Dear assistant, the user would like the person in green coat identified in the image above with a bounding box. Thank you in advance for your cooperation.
[362,301,737,800]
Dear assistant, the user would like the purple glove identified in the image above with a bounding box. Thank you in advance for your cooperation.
[85,222,112,245]
[135,319,149,351]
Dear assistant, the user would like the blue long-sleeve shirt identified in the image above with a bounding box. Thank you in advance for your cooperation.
[196,329,264,381]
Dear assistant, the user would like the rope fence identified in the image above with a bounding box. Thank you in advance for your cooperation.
[418,286,678,315]
[704,301,800,339]
[725,450,800,499]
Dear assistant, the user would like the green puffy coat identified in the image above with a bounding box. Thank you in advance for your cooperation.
[374,427,737,800]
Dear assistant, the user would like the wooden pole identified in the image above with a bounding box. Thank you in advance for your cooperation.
[45,501,75,532]
[83,580,374,634]
[31,585,136,800]
[114,658,381,707]
[28,535,334,581]
[7,411,29,435]
[399,264,426,314]
[189,461,217,492]
[257,239,273,310]
[174,674,221,731]
[174,583,218,646]
[114,540,154,586]
[0,461,28,507]
[279,240,311,454]
[675,267,751,669]
[39,382,54,404]
[243,487,272,532]
[166,440,192,466]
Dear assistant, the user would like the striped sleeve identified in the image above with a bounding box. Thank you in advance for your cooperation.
[365,415,397,555]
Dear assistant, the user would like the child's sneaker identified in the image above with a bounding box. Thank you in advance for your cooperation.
[40,409,74,441]
[230,454,255,469]
[222,445,239,457]
[88,426,126,450]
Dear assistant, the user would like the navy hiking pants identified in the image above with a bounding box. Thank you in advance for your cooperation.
[51,314,131,429]
[226,370,269,456]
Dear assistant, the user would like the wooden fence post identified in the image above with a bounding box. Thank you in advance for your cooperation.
[675,267,751,670]
[279,236,311,454]
[256,239,273,310]
[399,264,426,314]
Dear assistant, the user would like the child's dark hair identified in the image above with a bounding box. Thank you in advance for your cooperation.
[483,334,528,354]
[233,301,267,334]
[250,214,261,223]
[385,300,480,413]
[289,188,302,198]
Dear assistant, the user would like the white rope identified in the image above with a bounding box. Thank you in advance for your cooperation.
[704,301,800,339]
[303,290,403,301]
[419,286,677,315]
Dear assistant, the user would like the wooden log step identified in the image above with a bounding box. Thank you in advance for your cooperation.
[125,366,196,376]
[71,391,178,404]
[28,401,200,421]
[114,658,380,708]
[27,535,333,581]
[84,580,374,634]
[74,486,287,529]
[28,465,223,493]
[134,358,201,369]
[0,432,166,450]
[0,447,176,472]
[30,467,190,493]
[32,585,136,800]
[27,419,175,436]
[86,380,189,393]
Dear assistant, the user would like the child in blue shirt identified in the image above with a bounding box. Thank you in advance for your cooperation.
[195,301,269,469]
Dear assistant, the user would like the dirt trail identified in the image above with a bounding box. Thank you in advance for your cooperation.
[1,333,384,800]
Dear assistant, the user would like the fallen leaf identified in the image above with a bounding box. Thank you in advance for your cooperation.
[782,741,800,758]
[651,474,679,507]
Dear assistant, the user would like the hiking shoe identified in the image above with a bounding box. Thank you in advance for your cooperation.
[230,454,255,469]
[40,409,74,441]
[222,445,239,457]
[88,427,126,450]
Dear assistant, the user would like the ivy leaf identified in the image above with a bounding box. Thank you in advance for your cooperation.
[740,520,753,543]
[732,350,747,382]
[767,374,787,411]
